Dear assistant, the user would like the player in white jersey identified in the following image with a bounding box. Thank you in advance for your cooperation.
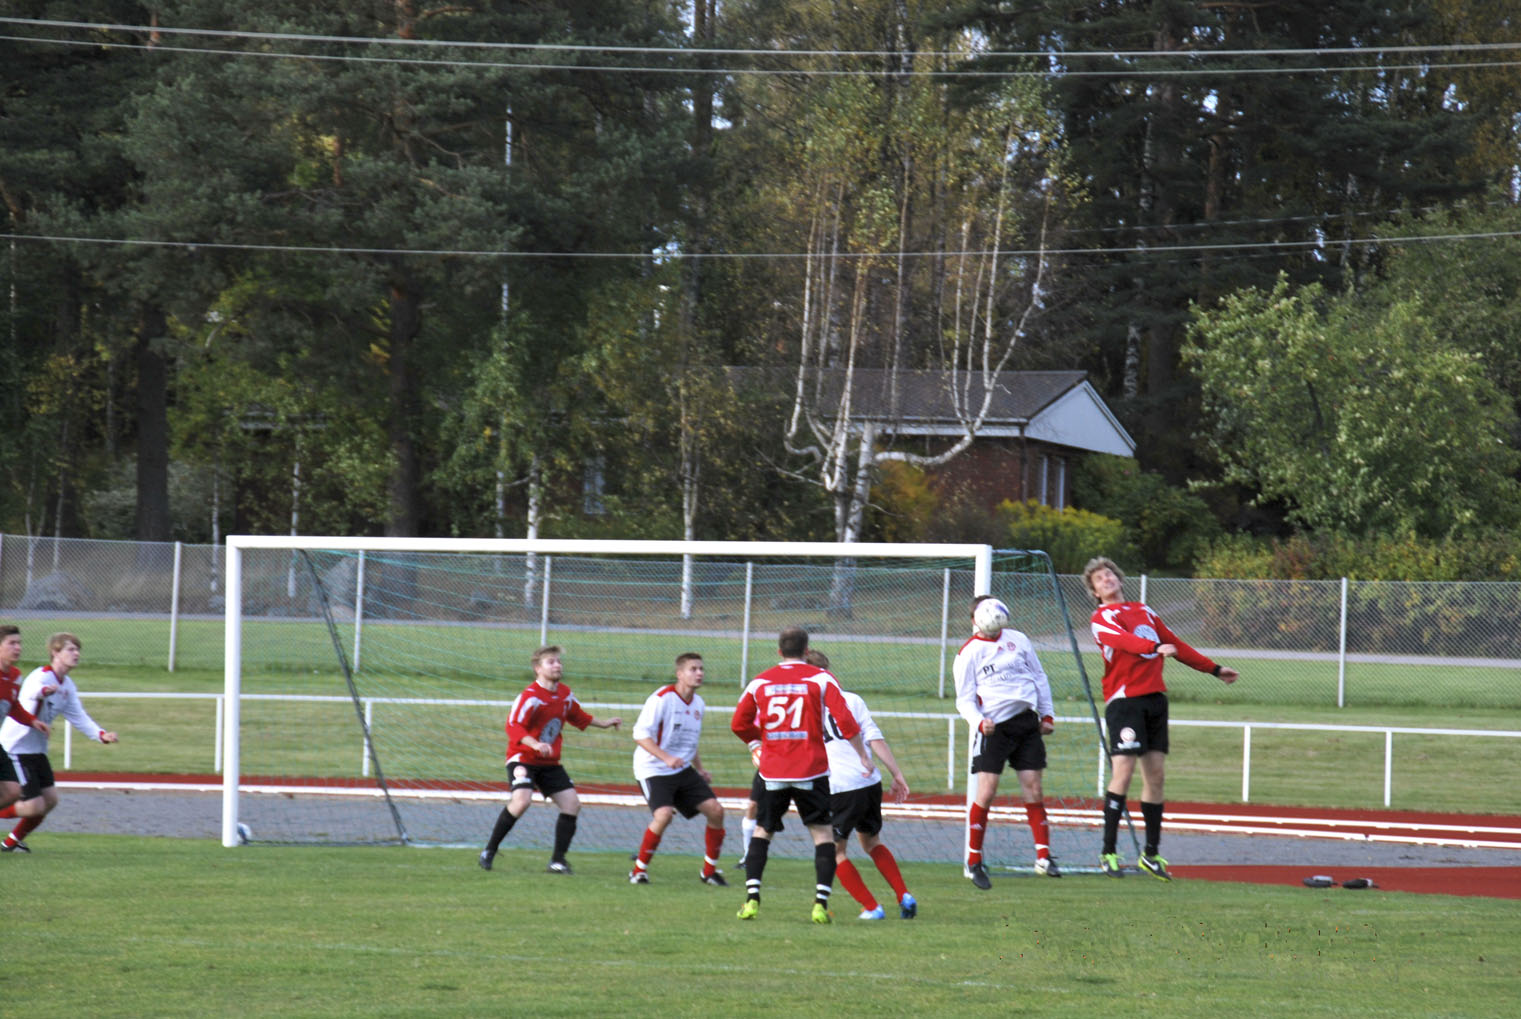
[629,652,727,886]
[814,649,917,921]
[0,632,118,852]
[953,596,1058,889]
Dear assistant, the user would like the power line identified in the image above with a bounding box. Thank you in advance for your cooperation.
[8,31,1518,80]
[3,18,1519,80]
[5,15,1520,62]
[6,229,1519,261]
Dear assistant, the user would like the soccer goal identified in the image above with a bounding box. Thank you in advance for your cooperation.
[221,536,1112,871]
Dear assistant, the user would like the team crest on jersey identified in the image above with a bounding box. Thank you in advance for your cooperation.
[540,718,563,744]
[1134,624,1161,658]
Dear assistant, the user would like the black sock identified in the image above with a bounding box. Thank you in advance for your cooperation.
[552,812,578,861]
[1141,801,1164,856]
[486,808,517,853]
[813,842,836,904]
[744,837,770,898]
[1102,791,1125,855]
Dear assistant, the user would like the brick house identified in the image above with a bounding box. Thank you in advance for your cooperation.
[729,367,1135,513]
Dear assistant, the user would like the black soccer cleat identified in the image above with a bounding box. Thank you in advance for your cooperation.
[965,862,992,890]
[700,870,728,887]
[547,859,573,875]
[477,849,494,871]
[1,842,29,854]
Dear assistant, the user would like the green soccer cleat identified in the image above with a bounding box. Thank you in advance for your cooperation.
[1138,854,1172,881]
[810,903,832,925]
[737,898,759,920]
[1100,852,1123,877]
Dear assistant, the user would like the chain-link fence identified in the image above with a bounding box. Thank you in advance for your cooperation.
[2,533,1517,709]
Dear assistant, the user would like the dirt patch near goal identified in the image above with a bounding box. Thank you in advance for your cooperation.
[1170,864,1521,899]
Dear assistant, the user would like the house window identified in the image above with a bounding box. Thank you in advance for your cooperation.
[1055,457,1067,510]
[1038,454,1050,506]
[583,457,606,516]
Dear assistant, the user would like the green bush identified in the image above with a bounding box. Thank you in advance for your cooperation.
[1196,531,1521,582]
[1193,531,1521,658]
[994,499,1135,574]
[1072,455,1221,572]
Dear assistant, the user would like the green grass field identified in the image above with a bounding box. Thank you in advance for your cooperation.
[5,836,1516,1018]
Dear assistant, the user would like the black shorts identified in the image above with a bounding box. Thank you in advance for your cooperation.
[506,762,575,797]
[758,775,831,831]
[639,766,717,819]
[970,710,1047,774]
[830,782,883,841]
[1105,692,1169,756]
[748,771,782,832]
[10,753,53,798]
[0,752,18,786]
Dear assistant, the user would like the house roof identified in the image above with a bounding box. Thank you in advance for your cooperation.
[726,367,1136,458]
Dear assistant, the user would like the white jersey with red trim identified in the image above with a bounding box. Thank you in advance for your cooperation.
[952,628,1054,728]
[1089,601,1218,704]
[0,666,105,755]
[631,684,706,780]
[731,660,860,782]
[823,690,884,794]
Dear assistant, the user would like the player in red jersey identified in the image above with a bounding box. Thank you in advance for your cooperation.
[730,626,869,924]
[477,645,622,875]
[1083,557,1239,880]
[629,652,727,886]
[0,626,53,816]
[953,596,1059,889]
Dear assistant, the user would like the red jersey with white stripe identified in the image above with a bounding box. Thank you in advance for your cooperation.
[0,665,40,731]
[1089,601,1218,704]
[504,679,593,766]
[631,683,706,780]
[731,660,860,782]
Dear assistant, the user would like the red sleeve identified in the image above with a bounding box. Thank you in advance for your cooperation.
[1092,623,1161,657]
[731,689,760,744]
[1154,617,1218,674]
[6,701,38,728]
[565,699,594,731]
[823,683,859,741]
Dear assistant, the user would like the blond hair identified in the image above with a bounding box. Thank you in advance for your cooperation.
[530,645,562,670]
[49,632,81,655]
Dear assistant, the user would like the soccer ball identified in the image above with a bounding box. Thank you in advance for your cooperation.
[236,822,252,845]
[973,598,1010,638]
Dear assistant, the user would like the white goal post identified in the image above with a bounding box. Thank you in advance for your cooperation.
[221,536,996,848]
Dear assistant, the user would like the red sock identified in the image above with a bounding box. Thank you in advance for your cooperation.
[634,828,661,872]
[702,824,725,877]
[4,816,40,847]
[868,843,909,901]
[1025,802,1051,860]
[835,858,877,910]
[0,805,16,820]
[967,802,990,865]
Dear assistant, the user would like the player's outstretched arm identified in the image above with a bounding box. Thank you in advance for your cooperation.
[591,716,623,729]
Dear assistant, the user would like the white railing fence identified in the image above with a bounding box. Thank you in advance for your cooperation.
[61,693,1521,810]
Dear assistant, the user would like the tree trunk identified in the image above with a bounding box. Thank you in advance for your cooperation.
[135,302,172,543]
[385,273,423,537]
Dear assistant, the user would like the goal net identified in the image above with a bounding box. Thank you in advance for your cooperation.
[221,537,1114,872]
